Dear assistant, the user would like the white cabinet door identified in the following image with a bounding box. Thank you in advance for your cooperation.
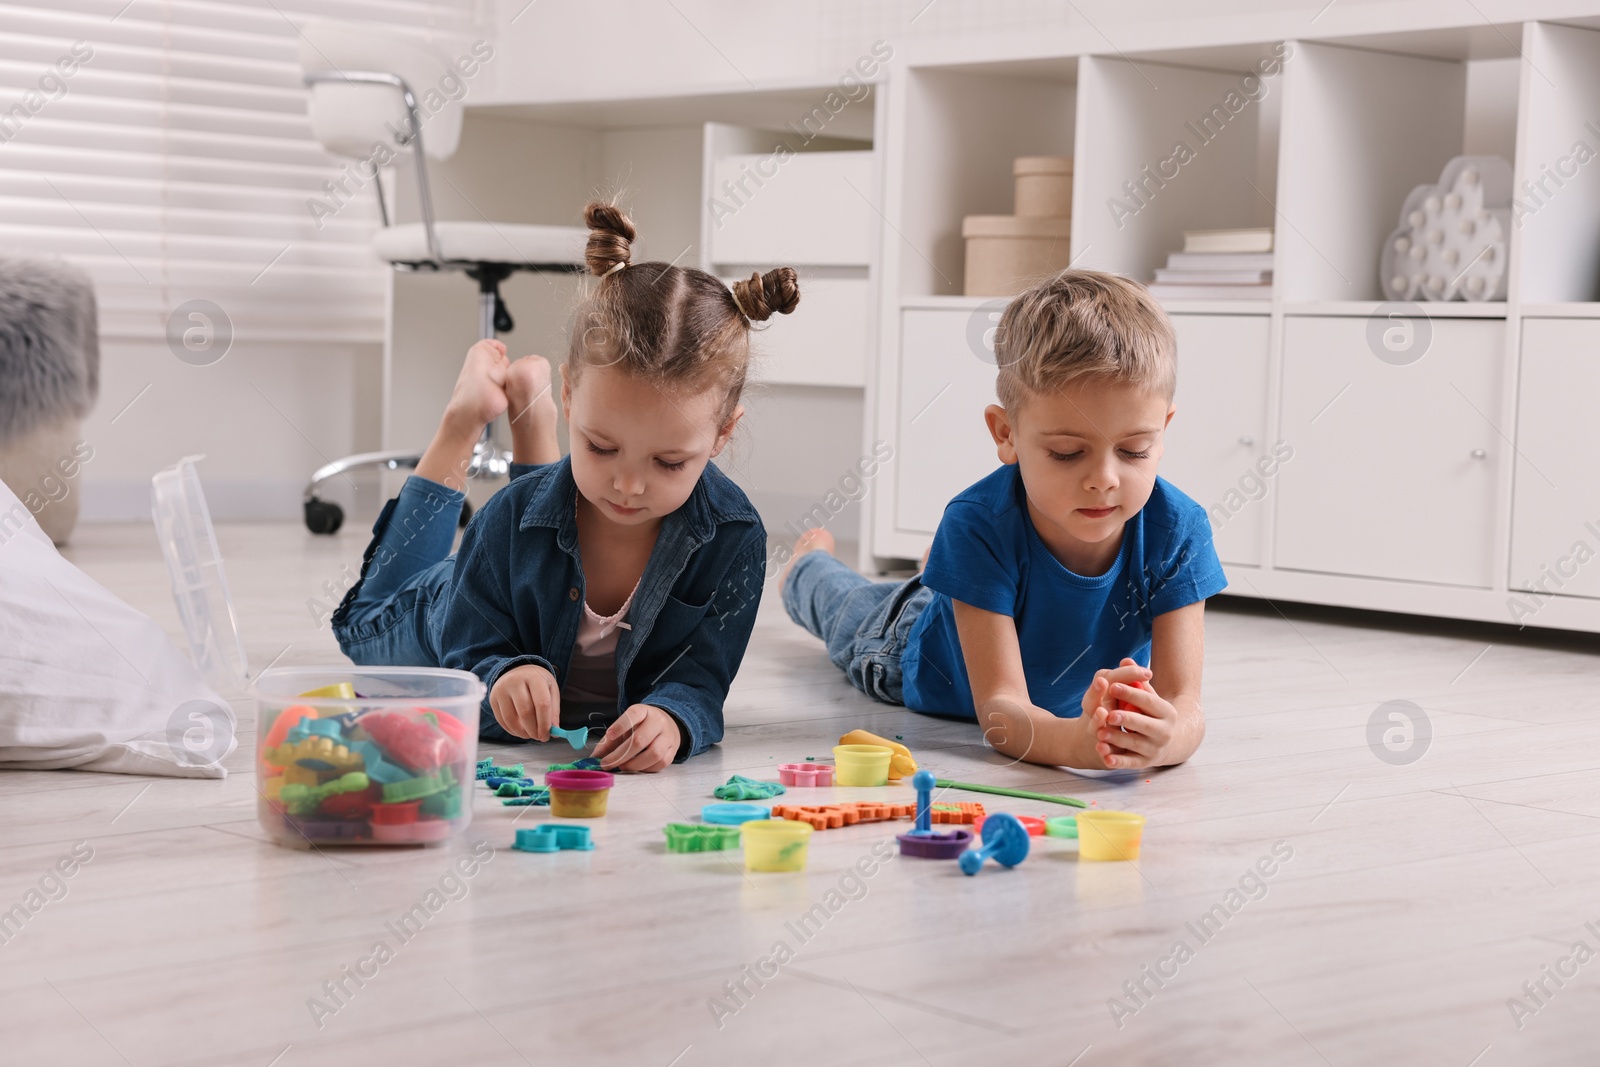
[1159,315,1272,567]
[734,275,868,387]
[709,152,873,266]
[1276,315,1504,587]
[896,308,1003,535]
[1510,319,1600,601]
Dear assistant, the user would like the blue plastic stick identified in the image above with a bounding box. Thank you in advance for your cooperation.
[909,769,936,836]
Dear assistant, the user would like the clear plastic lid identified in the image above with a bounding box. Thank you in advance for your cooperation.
[150,454,249,694]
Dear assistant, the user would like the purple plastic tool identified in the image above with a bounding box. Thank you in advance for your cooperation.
[896,826,973,858]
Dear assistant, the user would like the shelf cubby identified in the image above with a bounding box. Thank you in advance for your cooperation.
[1071,49,1283,287]
[1512,21,1600,305]
[1275,39,1522,303]
[893,63,1076,299]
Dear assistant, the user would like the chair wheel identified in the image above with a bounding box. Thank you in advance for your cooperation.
[458,500,473,528]
[304,497,344,535]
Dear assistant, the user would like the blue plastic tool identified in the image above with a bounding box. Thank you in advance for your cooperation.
[908,769,937,836]
[513,825,593,853]
[550,725,588,750]
[701,803,771,826]
[958,812,1031,875]
[348,740,408,785]
[896,768,974,858]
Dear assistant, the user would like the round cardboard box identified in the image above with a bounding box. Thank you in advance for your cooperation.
[962,215,1072,297]
[1013,155,1074,218]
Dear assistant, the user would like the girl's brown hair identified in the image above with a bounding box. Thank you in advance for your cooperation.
[569,201,799,421]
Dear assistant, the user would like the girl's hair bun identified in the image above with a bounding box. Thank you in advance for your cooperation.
[583,200,636,277]
[731,267,800,322]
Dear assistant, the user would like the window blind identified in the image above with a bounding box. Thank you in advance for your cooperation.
[0,0,476,344]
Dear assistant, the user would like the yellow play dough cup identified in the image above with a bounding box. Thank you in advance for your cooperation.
[741,818,814,872]
[832,744,892,786]
[1076,811,1146,861]
[545,770,614,818]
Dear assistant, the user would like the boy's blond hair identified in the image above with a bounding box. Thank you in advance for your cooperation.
[993,269,1176,410]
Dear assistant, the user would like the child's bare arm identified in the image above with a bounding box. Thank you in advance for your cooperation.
[951,599,1106,769]
[1094,601,1207,768]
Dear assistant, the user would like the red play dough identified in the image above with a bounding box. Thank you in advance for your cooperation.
[362,711,461,772]
[423,707,470,742]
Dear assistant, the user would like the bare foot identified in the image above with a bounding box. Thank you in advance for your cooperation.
[445,339,511,431]
[506,354,560,466]
[415,340,510,489]
[781,527,835,588]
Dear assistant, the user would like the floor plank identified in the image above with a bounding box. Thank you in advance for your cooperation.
[0,520,1595,1065]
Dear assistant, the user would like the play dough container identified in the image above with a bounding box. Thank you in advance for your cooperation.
[741,818,814,872]
[545,769,615,818]
[832,744,892,787]
[1076,811,1146,861]
[253,667,482,848]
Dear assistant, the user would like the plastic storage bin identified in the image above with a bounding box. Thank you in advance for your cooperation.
[254,667,483,848]
[151,454,249,694]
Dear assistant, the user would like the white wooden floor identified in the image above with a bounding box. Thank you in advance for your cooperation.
[3,520,1598,1066]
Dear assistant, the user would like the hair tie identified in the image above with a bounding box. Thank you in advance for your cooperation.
[729,286,751,320]
[603,260,627,277]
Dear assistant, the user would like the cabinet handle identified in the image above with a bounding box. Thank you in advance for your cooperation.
[1238,435,1254,447]
[1470,448,1487,459]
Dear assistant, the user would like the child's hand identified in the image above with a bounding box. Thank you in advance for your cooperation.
[592,704,681,773]
[1089,658,1174,770]
[489,664,560,741]
[1080,658,1152,720]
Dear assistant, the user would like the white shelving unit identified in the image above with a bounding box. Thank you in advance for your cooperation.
[700,123,878,389]
[450,82,886,555]
[867,17,1600,634]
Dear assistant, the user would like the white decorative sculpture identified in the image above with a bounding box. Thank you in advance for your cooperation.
[1380,155,1512,302]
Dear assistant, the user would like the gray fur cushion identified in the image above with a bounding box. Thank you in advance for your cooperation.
[0,258,99,448]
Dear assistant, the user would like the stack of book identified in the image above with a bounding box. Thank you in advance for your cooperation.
[1145,228,1273,299]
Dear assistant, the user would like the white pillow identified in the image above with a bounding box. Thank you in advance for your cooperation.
[0,477,237,776]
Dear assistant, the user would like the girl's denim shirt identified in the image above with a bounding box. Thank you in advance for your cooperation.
[439,457,767,761]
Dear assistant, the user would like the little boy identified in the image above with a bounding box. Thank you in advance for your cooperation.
[781,269,1226,770]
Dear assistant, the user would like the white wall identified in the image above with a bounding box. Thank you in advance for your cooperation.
[486,0,1361,103]
[79,339,383,523]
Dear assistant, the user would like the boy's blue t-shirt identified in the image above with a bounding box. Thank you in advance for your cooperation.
[900,464,1228,722]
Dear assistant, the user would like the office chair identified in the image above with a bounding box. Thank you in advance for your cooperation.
[296,20,586,534]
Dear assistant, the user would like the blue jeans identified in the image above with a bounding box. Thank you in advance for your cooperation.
[330,475,466,670]
[781,552,933,705]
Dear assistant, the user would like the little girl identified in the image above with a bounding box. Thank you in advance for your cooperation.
[331,202,798,772]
